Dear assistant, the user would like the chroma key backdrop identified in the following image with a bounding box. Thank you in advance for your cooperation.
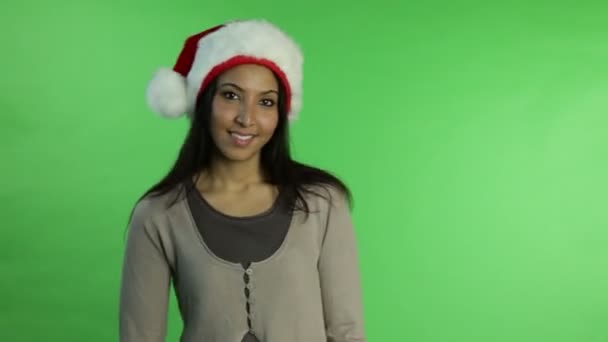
[1,1,607,341]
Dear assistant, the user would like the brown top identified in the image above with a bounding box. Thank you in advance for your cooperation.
[185,178,293,266]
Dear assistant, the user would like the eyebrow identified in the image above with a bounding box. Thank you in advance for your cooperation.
[219,82,278,95]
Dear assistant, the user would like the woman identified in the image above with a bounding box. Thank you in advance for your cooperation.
[119,19,366,342]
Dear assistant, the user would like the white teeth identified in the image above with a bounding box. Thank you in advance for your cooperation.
[231,133,253,140]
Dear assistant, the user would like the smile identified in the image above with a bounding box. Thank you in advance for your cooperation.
[230,132,254,140]
[229,131,256,147]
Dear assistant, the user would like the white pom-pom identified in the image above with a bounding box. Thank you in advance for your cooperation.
[146,68,188,119]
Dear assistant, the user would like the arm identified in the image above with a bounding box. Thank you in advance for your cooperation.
[318,188,366,342]
[119,202,171,342]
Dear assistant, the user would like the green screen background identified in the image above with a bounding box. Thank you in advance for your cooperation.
[1,1,607,341]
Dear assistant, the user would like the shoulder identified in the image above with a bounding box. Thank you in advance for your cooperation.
[130,184,186,227]
[301,183,351,214]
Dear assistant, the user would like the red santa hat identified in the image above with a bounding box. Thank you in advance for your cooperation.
[146,19,304,121]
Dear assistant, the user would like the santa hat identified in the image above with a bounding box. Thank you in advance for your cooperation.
[145,19,303,121]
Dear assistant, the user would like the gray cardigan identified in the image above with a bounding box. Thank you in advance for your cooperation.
[119,183,366,342]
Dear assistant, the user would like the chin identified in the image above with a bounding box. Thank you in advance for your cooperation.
[220,148,260,162]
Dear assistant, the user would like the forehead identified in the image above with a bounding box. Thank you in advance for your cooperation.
[217,64,278,90]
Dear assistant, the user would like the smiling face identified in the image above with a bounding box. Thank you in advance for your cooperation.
[209,64,280,163]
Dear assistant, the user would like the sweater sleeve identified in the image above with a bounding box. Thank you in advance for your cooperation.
[318,187,366,342]
[119,201,171,342]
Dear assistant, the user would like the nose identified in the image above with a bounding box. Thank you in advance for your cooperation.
[236,100,255,126]
[236,111,250,126]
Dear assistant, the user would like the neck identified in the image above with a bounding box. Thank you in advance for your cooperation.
[197,155,265,193]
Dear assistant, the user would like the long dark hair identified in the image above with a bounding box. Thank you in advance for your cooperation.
[127,70,351,227]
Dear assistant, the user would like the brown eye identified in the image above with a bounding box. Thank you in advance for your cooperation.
[221,91,238,100]
[260,99,275,107]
